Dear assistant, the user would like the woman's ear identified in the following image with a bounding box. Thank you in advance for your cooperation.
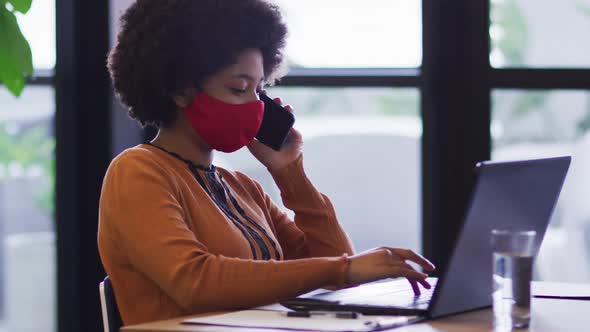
[172,87,198,108]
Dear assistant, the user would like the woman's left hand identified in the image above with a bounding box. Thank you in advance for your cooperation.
[247,93,303,171]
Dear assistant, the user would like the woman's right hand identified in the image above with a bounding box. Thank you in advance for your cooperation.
[346,247,436,295]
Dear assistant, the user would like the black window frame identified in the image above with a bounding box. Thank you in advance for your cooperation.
[55,1,111,332]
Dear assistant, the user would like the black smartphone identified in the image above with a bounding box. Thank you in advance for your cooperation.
[256,93,295,151]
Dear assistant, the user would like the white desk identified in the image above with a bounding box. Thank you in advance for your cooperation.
[122,283,590,332]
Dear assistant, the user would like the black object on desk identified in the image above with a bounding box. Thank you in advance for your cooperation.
[285,311,360,319]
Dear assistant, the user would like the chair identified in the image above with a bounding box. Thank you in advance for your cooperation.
[99,276,123,332]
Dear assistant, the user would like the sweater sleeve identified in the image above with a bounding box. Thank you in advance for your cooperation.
[264,154,355,259]
[100,153,348,313]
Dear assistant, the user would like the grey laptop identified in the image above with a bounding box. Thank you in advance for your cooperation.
[281,156,571,319]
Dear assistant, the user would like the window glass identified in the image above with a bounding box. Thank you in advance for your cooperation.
[492,89,590,282]
[273,1,422,68]
[15,0,56,70]
[490,0,590,68]
[0,86,56,331]
[219,87,422,253]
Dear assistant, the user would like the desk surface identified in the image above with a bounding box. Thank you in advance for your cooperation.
[122,288,590,332]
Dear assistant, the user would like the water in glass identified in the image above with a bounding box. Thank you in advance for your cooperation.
[492,252,533,328]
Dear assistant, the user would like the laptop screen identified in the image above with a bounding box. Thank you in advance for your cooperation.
[429,156,571,318]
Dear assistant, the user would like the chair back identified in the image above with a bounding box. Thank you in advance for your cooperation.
[99,276,123,332]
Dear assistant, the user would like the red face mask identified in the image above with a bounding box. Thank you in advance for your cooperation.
[183,92,264,153]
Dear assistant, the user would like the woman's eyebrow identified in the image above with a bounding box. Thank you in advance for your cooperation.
[232,74,265,82]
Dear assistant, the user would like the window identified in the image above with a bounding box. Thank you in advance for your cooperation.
[16,0,56,70]
[490,0,590,281]
[273,0,422,68]
[490,0,590,68]
[221,2,423,254]
[492,90,590,281]
[0,1,56,331]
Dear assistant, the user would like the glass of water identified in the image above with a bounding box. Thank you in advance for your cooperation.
[491,230,536,329]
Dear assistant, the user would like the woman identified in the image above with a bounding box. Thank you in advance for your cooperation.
[98,0,435,326]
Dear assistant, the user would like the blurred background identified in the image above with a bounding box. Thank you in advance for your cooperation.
[0,0,589,331]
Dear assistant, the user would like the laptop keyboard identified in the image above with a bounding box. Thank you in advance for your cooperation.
[353,286,435,307]
[311,278,438,309]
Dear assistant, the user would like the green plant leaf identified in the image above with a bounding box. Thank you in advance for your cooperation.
[0,6,33,96]
[7,0,32,14]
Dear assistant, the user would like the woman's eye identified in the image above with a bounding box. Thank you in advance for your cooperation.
[230,88,246,94]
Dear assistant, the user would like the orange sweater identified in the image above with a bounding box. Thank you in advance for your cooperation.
[97,144,354,325]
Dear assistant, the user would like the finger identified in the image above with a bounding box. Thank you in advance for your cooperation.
[259,89,267,96]
[418,278,432,289]
[391,261,432,287]
[247,137,268,150]
[289,127,302,140]
[273,97,283,105]
[283,128,303,146]
[408,279,421,296]
[391,248,436,271]
[392,267,428,280]
[283,104,294,112]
